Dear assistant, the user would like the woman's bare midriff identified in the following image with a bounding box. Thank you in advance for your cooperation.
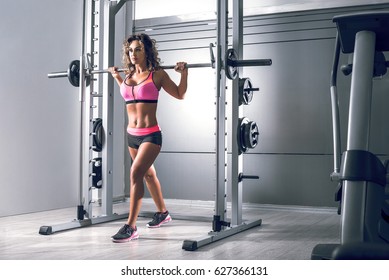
[126,103,158,129]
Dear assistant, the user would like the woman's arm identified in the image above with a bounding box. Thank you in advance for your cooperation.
[160,62,188,100]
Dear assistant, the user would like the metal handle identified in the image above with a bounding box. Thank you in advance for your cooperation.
[238,173,260,182]
[330,33,342,176]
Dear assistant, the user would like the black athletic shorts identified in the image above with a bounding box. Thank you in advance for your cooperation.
[127,131,162,149]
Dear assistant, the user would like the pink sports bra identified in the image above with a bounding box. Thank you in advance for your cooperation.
[120,72,159,104]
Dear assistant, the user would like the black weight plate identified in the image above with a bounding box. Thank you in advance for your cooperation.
[67,60,80,87]
[225,48,238,80]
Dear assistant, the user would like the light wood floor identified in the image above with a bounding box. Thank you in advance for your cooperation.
[0,199,340,260]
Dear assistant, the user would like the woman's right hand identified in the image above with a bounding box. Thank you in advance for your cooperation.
[108,66,121,79]
[108,66,124,86]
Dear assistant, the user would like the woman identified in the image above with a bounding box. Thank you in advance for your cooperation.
[108,33,188,242]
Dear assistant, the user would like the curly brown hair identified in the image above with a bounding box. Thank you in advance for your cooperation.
[122,33,161,76]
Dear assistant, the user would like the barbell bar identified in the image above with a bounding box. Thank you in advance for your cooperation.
[90,56,272,74]
[47,47,272,87]
[86,57,271,74]
[47,61,214,87]
[91,62,213,73]
[46,64,213,78]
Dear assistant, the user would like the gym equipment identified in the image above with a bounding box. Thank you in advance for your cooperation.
[182,0,264,251]
[239,77,259,106]
[48,56,271,87]
[48,60,213,87]
[91,157,102,189]
[47,48,271,87]
[311,11,389,260]
[340,51,389,77]
[92,118,103,152]
[40,0,131,235]
[41,0,270,252]
[224,48,271,79]
[68,60,82,87]
[238,117,259,154]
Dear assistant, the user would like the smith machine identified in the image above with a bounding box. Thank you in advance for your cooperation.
[43,0,272,251]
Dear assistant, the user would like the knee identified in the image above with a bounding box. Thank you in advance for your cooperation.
[144,169,157,183]
[130,165,144,183]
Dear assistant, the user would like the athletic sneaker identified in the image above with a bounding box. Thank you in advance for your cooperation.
[147,211,172,228]
[111,224,139,243]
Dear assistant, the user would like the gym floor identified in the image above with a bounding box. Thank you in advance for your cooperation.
[0,199,340,260]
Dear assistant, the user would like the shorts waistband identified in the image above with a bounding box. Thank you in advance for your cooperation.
[127,125,161,136]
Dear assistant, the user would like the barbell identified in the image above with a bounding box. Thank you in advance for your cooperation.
[47,48,271,87]
[47,60,214,87]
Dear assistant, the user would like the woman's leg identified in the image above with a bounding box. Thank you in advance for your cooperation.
[144,164,167,213]
[127,142,161,227]
[143,162,171,228]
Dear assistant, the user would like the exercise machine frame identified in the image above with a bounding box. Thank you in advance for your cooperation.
[41,0,270,252]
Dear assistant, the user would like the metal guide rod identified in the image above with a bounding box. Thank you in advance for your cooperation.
[85,0,99,218]
[100,0,115,216]
[231,0,243,226]
[77,0,87,220]
[214,0,228,229]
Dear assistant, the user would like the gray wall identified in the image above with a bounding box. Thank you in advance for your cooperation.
[0,0,82,217]
[136,3,389,207]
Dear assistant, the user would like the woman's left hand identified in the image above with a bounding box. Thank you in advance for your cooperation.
[174,62,188,74]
